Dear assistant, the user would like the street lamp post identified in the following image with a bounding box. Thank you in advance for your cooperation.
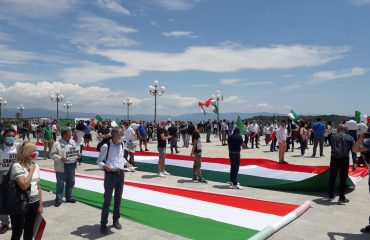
[50,91,64,122]
[211,90,223,136]
[0,97,7,120]
[17,105,25,119]
[63,101,72,119]
[122,97,133,122]
[148,80,166,124]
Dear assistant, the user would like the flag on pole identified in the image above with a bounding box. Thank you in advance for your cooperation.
[287,110,299,124]
[211,102,219,114]
[236,116,246,135]
[115,119,121,126]
[93,114,104,124]
[200,106,206,115]
[355,111,368,123]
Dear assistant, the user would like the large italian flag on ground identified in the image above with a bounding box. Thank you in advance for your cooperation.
[36,143,368,191]
[40,168,311,240]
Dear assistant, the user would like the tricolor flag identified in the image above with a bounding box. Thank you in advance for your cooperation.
[36,143,368,192]
[93,114,104,124]
[287,110,299,124]
[355,111,368,123]
[211,102,219,114]
[39,168,311,240]
[236,116,246,135]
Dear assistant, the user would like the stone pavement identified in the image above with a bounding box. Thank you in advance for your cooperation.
[3,133,370,240]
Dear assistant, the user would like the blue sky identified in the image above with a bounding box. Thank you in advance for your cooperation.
[0,0,369,117]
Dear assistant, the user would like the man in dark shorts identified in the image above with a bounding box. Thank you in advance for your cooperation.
[227,127,247,189]
[352,132,370,233]
[190,124,207,183]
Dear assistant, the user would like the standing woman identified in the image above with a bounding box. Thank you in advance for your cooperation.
[300,122,309,156]
[276,121,288,164]
[10,142,42,240]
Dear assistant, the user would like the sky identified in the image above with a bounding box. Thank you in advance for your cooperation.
[0,0,369,117]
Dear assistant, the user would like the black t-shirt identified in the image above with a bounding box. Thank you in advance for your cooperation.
[168,126,178,137]
[192,131,202,153]
[98,127,110,135]
[228,133,244,152]
[157,127,167,148]
[187,125,195,135]
[180,124,187,134]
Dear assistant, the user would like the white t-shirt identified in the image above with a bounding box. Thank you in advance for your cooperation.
[276,127,287,142]
[124,127,136,141]
[52,124,58,133]
[345,120,358,131]
[10,163,40,202]
[249,124,259,133]
[358,123,368,135]
[0,144,18,173]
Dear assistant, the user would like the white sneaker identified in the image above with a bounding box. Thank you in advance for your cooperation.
[158,172,166,177]
[163,171,171,176]
[234,183,243,190]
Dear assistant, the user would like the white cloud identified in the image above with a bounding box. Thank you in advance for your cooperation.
[255,103,274,109]
[153,0,194,10]
[221,79,273,86]
[163,31,199,38]
[70,15,138,49]
[0,32,12,41]
[223,96,246,104]
[87,45,349,79]
[59,61,141,84]
[0,0,77,19]
[0,71,49,82]
[96,0,131,15]
[0,44,37,65]
[150,21,160,28]
[351,0,370,5]
[280,84,303,92]
[310,67,367,82]
[220,79,242,85]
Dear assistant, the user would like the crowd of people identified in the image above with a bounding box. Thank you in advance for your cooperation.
[0,115,370,238]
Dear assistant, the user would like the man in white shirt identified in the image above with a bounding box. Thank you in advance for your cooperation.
[52,122,58,142]
[276,121,288,164]
[249,120,260,148]
[346,119,359,164]
[97,127,127,235]
[123,122,137,167]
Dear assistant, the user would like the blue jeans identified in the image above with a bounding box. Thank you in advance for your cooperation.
[301,140,308,155]
[55,163,76,203]
[181,133,188,147]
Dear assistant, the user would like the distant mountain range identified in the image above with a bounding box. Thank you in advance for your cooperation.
[1,108,284,122]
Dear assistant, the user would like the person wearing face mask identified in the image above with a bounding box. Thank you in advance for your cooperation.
[276,121,288,164]
[50,128,81,207]
[9,142,42,240]
[0,129,18,234]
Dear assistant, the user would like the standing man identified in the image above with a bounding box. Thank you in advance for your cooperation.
[50,128,80,207]
[328,125,356,203]
[311,118,326,157]
[352,132,370,233]
[0,129,18,234]
[276,121,288,164]
[168,122,180,154]
[157,121,172,177]
[249,120,260,148]
[52,121,58,142]
[227,128,247,189]
[179,121,188,148]
[42,122,53,159]
[190,124,207,183]
[123,122,137,167]
[137,122,149,152]
[205,120,212,143]
[97,127,127,235]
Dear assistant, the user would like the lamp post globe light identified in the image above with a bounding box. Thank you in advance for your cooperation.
[63,101,72,119]
[211,90,223,136]
[122,97,133,122]
[17,104,25,119]
[0,97,7,120]
[50,90,64,122]
[148,80,166,124]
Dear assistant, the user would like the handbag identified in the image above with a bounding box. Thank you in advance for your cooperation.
[0,164,30,215]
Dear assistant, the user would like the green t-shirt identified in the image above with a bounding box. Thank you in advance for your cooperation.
[43,127,53,141]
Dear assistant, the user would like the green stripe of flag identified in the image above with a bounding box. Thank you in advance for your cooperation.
[40,180,258,240]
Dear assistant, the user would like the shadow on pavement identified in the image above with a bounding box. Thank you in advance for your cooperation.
[71,224,111,239]
[212,185,231,190]
[312,197,341,206]
[177,179,195,184]
[327,232,369,240]
[83,168,100,172]
[141,174,159,179]
[42,200,56,208]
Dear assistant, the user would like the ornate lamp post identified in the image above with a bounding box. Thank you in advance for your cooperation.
[148,80,166,123]
[63,101,72,119]
[0,97,7,120]
[50,91,64,122]
[122,97,133,122]
[17,104,25,119]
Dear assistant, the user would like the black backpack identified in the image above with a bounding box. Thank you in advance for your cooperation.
[97,140,124,163]
[331,134,347,158]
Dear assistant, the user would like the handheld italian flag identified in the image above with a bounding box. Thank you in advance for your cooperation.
[93,114,104,124]
[39,168,311,240]
[355,111,368,123]
[287,110,299,124]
